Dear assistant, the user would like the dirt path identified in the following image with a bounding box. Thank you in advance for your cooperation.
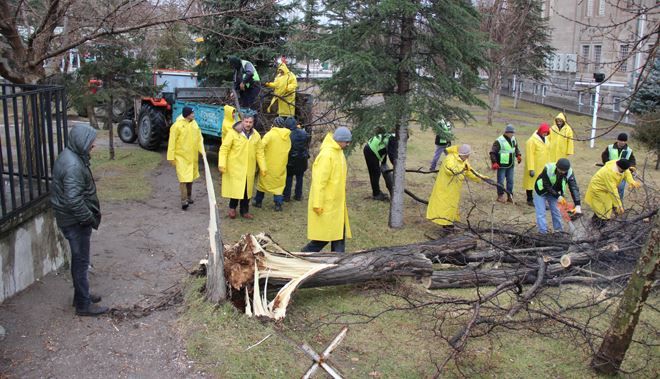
[0,151,210,378]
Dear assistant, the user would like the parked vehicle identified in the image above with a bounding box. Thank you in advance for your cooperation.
[117,69,314,151]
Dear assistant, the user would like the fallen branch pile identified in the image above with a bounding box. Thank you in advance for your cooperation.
[203,209,656,320]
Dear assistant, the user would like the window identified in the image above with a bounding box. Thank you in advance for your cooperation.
[586,0,593,17]
[593,45,602,70]
[613,97,622,112]
[542,85,548,97]
[598,0,605,16]
[591,93,597,107]
[578,92,585,106]
[581,45,591,72]
[519,82,524,93]
[619,45,629,72]
[534,84,539,95]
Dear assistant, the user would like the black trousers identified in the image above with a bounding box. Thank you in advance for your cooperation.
[60,224,93,309]
[239,83,261,111]
[229,181,250,215]
[363,145,385,197]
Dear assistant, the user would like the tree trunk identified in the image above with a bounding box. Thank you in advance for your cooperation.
[202,153,227,302]
[388,10,415,229]
[591,220,659,375]
[487,70,501,126]
[513,82,520,108]
[107,93,115,160]
[87,105,99,129]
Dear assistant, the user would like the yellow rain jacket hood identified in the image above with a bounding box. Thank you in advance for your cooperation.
[221,105,240,139]
[257,126,291,195]
[265,63,297,117]
[426,146,482,226]
[523,131,550,190]
[218,128,266,199]
[549,112,575,161]
[167,115,205,183]
[307,133,351,241]
[585,160,636,219]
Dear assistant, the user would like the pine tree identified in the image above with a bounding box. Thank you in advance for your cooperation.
[298,0,489,228]
[630,56,660,169]
[194,1,298,86]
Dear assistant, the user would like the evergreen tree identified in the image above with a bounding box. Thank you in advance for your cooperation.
[630,56,660,169]
[154,24,196,70]
[194,1,298,86]
[298,0,489,228]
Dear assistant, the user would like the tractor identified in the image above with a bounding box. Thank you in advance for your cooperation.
[117,69,314,151]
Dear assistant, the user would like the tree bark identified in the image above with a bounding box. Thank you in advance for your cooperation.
[107,93,115,160]
[487,70,502,126]
[591,220,659,375]
[203,153,227,302]
[388,9,415,229]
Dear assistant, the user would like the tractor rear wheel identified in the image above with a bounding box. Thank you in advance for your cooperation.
[137,104,166,150]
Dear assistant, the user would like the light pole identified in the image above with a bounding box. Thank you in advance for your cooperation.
[575,73,626,148]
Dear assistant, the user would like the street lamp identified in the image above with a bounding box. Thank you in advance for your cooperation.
[575,73,626,148]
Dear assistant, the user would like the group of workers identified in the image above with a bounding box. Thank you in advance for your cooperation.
[425,112,641,235]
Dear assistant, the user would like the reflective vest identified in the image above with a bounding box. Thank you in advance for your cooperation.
[241,60,260,87]
[607,144,632,161]
[436,120,452,145]
[496,135,517,166]
[536,163,572,195]
[367,134,393,162]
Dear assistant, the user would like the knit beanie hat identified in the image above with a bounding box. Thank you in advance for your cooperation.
[333,127,352,142]
[285,117,297,130]
[273,117,285,127]
[616,159,631,171]
[504,124,515,133]
[617,133,628,141]
[556,158,571,171]
[458,144,472,156]
[538,123,550,135]
[182,106,194,118]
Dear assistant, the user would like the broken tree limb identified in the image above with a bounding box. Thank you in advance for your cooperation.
[507,257,546,317]
[202,151,226,302]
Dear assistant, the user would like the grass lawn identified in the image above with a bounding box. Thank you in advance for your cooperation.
[180,96,659,377]
[91,147,161,201]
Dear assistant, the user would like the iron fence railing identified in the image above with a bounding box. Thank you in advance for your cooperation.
[1,81,68,224]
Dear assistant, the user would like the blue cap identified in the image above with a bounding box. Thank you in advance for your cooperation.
[333,127,352,142]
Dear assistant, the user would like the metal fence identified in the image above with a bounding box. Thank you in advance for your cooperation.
[0,81,68,224]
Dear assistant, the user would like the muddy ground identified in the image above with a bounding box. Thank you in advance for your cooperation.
[0,139,211,378]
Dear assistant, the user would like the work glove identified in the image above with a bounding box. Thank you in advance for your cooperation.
[491,162,500,170]
[529,170,535,178]
[629,180,641,189]
[219,166,226,174]
[313,207,323,216]
[572,205,582,214]
[168,160,176,167]
[616,206,625,215]
[260,169,268,177]
[516,155,522,164]
[557,196,567,206]
[629,166,637,173]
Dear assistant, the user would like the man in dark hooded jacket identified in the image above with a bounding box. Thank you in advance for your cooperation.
[283,117,310,202]
[228,55,261,111]
[51,125,108,316]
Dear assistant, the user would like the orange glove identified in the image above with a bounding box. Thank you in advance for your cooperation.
[516,155,522,164]
[491,162,500,170]
[558,197,567,206]
[313,207,323,215]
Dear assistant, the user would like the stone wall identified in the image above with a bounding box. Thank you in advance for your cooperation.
[0,199,69,303]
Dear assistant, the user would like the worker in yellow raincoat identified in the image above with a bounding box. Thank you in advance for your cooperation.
[585,159,641,226]
[218,114,267,219]
[302,127,352,252]
[167,106,205,210]
[523,123,551,206]
[253,117,291,211]
[426,144,485,227]
[548,112,575,162]
[265,61,297,117]
[221,104,239,139]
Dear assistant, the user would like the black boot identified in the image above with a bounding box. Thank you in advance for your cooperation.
[72,294,102,307]
[76,304,109,317]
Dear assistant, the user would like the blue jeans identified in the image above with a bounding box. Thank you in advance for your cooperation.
[618,181,626,201]
[254,190,283,206]
[533,192,562,234]
[496,166,514,196]
[283,173,304,200]
[430,145,448,170]
[60,224,93,309]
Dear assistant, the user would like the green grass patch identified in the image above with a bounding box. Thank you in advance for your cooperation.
[90,147,161,201]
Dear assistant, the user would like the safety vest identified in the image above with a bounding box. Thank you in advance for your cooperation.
[536,163,572,195]
[496,135,517,166]
[241,60,260,87]
[436,120,452,145]
[368,134,393,162]
[607,144,632,161]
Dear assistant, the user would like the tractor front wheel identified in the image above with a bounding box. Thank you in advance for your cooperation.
[117,120,137,143]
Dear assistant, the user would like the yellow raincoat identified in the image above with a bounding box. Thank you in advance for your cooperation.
[221,105,240,139]
[523,132,550,190]
[548,112,575,161]
[265,63,297,117]
[218,129,266,199]
[167,115,205,183]
[426,146,482,226]
[307,133,352,241]
[585,160,636,219]
[256,127,291,195]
